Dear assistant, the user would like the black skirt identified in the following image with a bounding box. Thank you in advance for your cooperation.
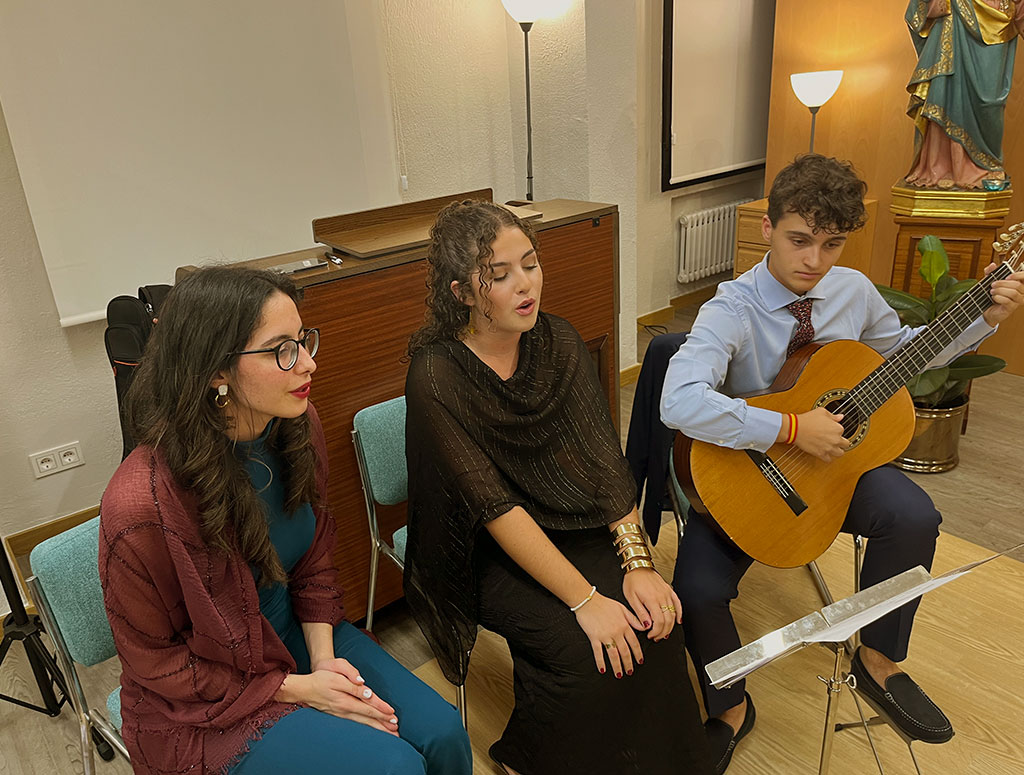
[476,527,714,775]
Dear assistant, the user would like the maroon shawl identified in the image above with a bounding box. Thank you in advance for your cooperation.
[99,404,344,774]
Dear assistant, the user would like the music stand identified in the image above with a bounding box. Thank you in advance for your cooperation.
[706,544,1022,775]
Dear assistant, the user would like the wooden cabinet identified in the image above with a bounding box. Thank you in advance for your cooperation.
[891,215,1004,297]
[734,198,878,278]
[180,196,619,621]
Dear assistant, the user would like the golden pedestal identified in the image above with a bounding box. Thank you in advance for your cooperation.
[889,182,1012,297]
[890,183,1012,220]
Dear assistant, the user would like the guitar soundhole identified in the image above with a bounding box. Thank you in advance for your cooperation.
[815,389,869,447]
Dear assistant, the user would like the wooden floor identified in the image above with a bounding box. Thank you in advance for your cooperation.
[415,526,1024,775]
[2,303,1022,774]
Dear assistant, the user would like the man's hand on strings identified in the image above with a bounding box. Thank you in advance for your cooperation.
[792,407,849,462]
[981,263,1024,328]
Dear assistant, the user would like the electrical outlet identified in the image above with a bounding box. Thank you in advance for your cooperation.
[29,442,84,479]
[30,452,60,478]
[59,443,84,469]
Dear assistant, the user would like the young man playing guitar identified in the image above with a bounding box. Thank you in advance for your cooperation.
[660,154,1024,773]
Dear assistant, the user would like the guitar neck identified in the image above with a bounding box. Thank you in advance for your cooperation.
[850,263,1013,416]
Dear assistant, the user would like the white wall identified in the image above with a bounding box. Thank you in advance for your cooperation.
[0,0,725,558]
[0,98,123,543]
[383,0,519,203]
[633,0,764,323]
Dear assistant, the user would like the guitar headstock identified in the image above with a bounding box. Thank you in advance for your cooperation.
[994,222,1024,271]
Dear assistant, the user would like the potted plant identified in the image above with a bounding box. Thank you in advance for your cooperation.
[875,235,1006,472]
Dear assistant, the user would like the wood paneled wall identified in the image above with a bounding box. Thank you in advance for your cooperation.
[766,1,1024,374]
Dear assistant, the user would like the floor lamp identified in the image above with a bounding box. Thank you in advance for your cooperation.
[790,70,843,154]
[502,1,539,200]
[501,0,571,201]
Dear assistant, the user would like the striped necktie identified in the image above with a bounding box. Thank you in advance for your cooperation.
[786,298,815,358]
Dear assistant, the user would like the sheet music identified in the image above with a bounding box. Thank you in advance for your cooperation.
[706,543,1022,689]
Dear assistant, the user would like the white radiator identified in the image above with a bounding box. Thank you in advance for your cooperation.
[677,199,753,284]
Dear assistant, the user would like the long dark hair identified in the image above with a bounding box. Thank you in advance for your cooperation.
[124,267,319,586]
[408,200,539,357]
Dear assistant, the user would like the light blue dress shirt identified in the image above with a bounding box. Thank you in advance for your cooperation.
[660,254,995,452]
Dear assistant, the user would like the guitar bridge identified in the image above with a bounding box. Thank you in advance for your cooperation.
[744,450,808,516]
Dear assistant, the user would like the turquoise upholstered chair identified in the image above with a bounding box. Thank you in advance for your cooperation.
[352,396,468,728]
[27,517,129,774]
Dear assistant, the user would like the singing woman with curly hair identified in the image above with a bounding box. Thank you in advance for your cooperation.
[404,201,713,775]
[99,267,471,775]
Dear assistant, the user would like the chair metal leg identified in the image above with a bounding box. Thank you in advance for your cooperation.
[80,716,96,775]
[807,561,835,606]
[853,535,864,594]
[90,711,129,762]
[455,682,468,730]
[667,453,688,541]
[852,535,865,649]
[365,544,381,632]
[806,561,857,655]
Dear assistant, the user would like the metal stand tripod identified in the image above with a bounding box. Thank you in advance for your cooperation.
[0,544,113,760]
[815,641,926,775]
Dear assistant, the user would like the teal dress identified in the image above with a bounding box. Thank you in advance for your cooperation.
[238,431,317,655]
[228,426,472,775]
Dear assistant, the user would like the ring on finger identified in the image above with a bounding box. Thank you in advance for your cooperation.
[604,642,617,651]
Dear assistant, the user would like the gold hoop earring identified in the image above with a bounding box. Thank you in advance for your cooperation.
[214,384,231,408]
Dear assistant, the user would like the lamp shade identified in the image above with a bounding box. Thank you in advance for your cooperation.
[500,0,572,23]
[789,70,843,109]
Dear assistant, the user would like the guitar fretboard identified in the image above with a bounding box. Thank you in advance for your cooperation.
[847,263,1013,418]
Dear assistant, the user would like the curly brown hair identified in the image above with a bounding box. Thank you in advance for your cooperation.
[124,267,319,586]
[767,154,868,234]
[408,200,539,357]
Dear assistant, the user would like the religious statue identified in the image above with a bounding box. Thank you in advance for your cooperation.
[904,0,1024,189]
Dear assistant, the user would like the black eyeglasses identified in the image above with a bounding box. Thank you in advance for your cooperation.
[231,328,320,371]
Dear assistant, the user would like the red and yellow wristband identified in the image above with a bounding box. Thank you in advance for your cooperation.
[784,413,798,444]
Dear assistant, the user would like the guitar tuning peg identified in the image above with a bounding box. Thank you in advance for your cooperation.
[993,241,1006,253]
[999,232,1012,241]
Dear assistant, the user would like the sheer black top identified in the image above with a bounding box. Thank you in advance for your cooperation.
[404,312,635,683]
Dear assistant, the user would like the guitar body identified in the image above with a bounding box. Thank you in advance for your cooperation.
[675,339,916,568]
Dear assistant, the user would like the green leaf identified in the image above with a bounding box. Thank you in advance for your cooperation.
[917,235,950,289]
[946,353,1006,381]
[906,367,949,398]
[934,273,957,296]
[897,306,932,327]
[935,278,976,304]
[874,284,932,315]
[933,379,970,407]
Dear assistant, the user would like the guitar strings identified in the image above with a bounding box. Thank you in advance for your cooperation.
[773,252,1021,484]
[757,250,1023,488]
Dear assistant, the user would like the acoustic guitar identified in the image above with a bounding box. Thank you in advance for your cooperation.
[674,226,1024,569]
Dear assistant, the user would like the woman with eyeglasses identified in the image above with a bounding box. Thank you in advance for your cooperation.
[99,267,471,775]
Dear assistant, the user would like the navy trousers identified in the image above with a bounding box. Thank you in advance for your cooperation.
[673,465,941,717]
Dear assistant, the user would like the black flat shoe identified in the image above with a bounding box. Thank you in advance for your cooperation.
[704,692,756,775]
[849,648,953,744]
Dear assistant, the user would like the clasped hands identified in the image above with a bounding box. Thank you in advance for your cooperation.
[278,656,399,736]
[574,569,682,678]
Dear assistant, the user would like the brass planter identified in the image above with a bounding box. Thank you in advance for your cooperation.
[892,400,969,473]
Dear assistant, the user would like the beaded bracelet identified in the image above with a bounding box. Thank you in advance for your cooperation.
[569,584,597,612]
